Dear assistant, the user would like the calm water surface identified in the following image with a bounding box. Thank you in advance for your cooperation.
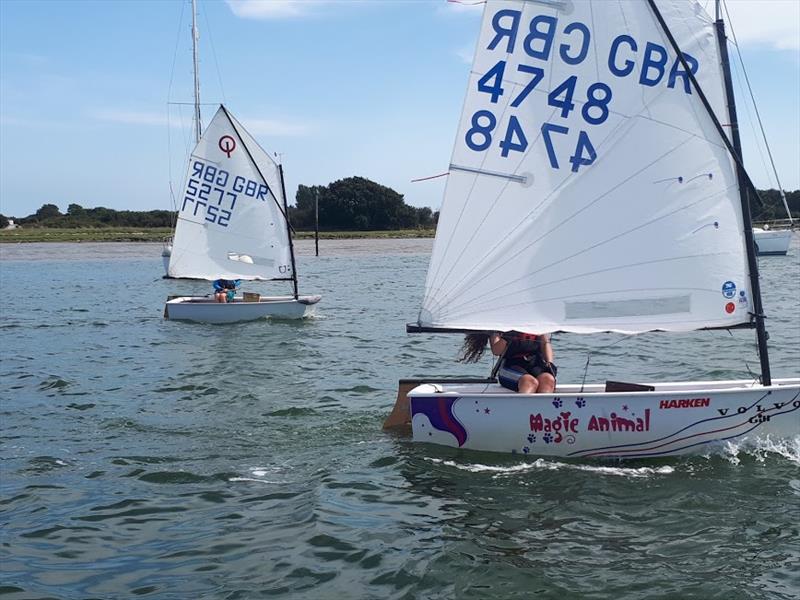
[1,238,799,599]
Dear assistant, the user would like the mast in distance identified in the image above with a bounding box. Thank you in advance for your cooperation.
[191,0,202,144]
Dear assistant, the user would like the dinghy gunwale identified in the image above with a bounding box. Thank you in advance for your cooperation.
[407,377,800,398]
[166,294,321,306]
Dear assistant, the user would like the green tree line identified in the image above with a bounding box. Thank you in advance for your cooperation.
[749,189,800,222]
[289,177,437,230]
[3,203,175,229]
[3,180,797,231]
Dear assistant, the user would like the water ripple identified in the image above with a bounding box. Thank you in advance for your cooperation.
[1,240,798,599]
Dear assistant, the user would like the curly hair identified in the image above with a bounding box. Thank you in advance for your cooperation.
[457,333,490,363]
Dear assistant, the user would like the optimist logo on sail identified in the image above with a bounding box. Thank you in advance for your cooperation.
[218,135,236,158]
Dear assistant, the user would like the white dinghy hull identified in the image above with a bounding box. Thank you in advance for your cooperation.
[753,228,793,256]
[408,379,800,459]
[164,295,321,323]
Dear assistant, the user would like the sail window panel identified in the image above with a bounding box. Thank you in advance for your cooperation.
[564,296,691,320]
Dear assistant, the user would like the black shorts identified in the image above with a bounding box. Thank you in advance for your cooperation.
[497,360,557,392]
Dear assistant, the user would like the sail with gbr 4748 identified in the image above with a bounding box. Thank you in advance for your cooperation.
[396,0,799,458]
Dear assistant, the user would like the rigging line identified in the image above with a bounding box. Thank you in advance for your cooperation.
[167,111,177,221]
[166,0,187,105]
[576,330,641,394]
[411,172,449,183]
[201,0,227,107]
[432,132,688,317]
[168,181,178,220]
[579,354,590,394]
[169,106,193,223]
[166,1,187,226]
[744,361,760,385]
[730,59,772,207]
[722,0,792,223]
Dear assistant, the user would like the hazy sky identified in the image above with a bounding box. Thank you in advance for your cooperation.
[1,0,798,218]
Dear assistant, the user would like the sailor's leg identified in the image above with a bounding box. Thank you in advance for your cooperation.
[517,374,539,394]
[536,373,556,393]
[498,364,537,393]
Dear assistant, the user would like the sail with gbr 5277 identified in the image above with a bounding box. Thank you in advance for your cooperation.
[418,0,751,334]
[167,106,293,281]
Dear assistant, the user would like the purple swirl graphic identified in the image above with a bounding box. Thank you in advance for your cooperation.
[411,397,467,447]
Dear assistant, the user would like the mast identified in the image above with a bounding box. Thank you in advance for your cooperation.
[279,164,300,298]
[714,1,771,385]
[191,0,202,143]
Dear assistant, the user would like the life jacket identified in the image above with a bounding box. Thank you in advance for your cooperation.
[213,279,240,292]
[504,332,543,363]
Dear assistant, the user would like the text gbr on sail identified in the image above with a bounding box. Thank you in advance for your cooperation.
[488,10,698,93]
[182,159,270,228]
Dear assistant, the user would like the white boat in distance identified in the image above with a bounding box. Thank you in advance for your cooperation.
[165,294,320,323]
[164,105,320,323]
[391,0,799,458]
[753,227,793,256]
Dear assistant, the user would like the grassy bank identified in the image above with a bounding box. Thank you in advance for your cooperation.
[0,227,173,243]
[293,229,435,240]
[0,227,435,243]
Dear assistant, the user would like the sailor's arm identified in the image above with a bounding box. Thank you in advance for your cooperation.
[489,332,507,356]
[541,334,554,363]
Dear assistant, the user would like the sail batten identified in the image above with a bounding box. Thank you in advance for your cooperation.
[167,106,293,281]
[418,0,752,335]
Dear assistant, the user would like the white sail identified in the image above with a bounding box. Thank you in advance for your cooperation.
[168,106,293,280]
[418,0,754,334]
